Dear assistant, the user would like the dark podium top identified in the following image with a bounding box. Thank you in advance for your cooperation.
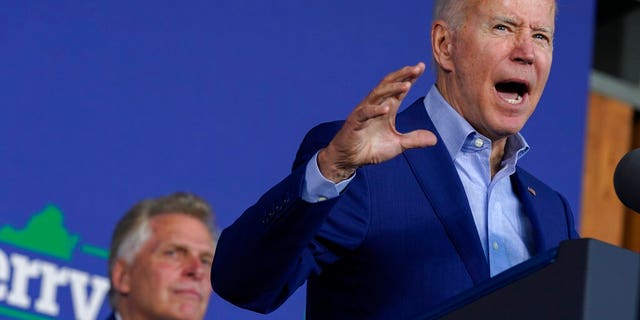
[423,238,640,320]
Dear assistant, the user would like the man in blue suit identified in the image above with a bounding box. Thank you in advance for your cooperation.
[212,0,578,318]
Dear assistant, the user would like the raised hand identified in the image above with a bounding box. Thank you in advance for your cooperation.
[317,62,438,183]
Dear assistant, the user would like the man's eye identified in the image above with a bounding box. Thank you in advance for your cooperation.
[495,24,508,31]
[534,34,549,42]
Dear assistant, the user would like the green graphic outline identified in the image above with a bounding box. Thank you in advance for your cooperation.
[0,305,55,320]
[81,244,110,259]
[0,205,109,261]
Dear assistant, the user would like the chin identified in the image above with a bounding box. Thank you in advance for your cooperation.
[498,115,529,132]
[488,123,525,139]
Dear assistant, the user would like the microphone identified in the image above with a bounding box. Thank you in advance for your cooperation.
[613,148,640,213]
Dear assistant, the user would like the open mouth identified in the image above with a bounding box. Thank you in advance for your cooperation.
[495,81,529,105]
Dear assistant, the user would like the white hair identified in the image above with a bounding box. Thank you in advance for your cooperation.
[114,219,152,264]
[433,0,467,30]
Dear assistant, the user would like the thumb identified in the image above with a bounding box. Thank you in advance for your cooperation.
[399,129,437,150]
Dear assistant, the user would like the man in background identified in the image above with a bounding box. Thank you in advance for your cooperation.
[107,192,217,320]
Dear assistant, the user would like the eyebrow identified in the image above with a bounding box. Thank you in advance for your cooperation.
[495,16,518,26]
[160,241,214,254]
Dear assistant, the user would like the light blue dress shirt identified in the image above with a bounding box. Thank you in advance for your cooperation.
[424,86,534,276]
[303,85,534,276]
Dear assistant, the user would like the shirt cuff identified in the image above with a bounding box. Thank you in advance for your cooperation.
[301,152,355,203]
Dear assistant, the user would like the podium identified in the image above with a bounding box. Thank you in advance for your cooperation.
[423,239,640,319]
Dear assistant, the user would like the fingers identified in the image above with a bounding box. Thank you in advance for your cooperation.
[353,103,389,123]
[383,62,425,84]
[369,81,412,106]
[399,129,438,150]
[368,62,426,105]
[353,62,427,124]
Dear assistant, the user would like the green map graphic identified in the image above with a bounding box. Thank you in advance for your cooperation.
[0,205,110,319]
[0,205,79,260]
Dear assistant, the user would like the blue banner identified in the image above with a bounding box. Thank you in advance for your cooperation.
[1,1,595,319]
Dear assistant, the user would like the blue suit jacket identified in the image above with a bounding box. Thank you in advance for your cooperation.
[212,98,579,319]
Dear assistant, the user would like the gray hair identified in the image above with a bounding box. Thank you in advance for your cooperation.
[433,0,468,30]
[433,0,558,27]
[107,192,218,308]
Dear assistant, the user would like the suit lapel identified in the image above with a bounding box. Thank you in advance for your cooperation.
[396,99,490,284]
[511,168,549,254]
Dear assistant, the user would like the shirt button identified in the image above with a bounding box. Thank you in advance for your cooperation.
[474,138,484,148]
[492,242,499,250]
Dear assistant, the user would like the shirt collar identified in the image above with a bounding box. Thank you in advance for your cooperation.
[423,85,529,163]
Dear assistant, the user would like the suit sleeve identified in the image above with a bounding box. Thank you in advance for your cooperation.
[211,121,348,313]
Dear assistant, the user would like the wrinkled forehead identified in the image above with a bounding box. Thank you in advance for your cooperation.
[470,0,556,28]
[148,213,216,251]
[470,0,556,14]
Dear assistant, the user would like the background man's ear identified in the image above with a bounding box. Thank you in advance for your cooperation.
[111,259,132,295]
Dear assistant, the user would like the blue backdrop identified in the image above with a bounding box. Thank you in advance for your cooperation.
[1,1,595,319]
